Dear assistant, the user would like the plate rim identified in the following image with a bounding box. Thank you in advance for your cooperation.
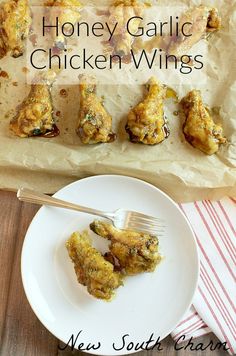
[21,174,200,355]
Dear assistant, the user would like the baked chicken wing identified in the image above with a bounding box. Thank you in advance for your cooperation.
[90,220,161,275]
[125,77,169,145]
[66,231,123,300]
[181,90,226,155]
[0,0,31,59]
[46,0,82,49]
[108,0,144,57]
[77,75,116,144]
[167,5,221,57]
[9,72,57,138]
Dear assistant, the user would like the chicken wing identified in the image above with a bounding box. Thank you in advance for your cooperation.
[181,90,226,155]
[9,72,57,138]
[90,220,161,275]
[77,75,116,144]
[0,0,31,59]
[108,0,144,57]
[167,5,221,58]
[125,77,169,145]
[45,0,82,49]
[66,231,123,300]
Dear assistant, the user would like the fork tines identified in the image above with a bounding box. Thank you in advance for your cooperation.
[126,211,165,236]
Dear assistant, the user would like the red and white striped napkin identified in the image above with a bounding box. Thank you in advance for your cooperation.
[171,197,236,354]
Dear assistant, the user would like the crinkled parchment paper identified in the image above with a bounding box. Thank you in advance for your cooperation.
[0,0,235,202]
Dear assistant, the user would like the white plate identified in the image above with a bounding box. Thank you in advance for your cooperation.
[21,175,199,355]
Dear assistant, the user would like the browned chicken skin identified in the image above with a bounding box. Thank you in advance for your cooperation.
[0,0,31,59]
[90,220,161,275]
[181,90,226,155]
[10,72,56,138]
[167,5,221,57]
[77,75,116,144]
[66,231,123,300]
[45,0,82,49]
[125,77,169,145]
[108,0,144,57]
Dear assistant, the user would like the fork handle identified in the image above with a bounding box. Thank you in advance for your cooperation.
[17,188,113,220]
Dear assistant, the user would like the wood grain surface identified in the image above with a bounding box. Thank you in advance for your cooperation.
[0,191,228,356]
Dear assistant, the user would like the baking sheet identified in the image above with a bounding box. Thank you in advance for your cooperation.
[0,0,235,202]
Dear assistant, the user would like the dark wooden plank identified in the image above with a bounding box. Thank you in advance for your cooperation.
[0,197,58,356]
[0,191,21,345]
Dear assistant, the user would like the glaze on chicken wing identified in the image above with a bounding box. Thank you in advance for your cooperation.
[77,75,116,144]
[0,0,31,59]
[9,72,57,138]
[46,0,82,49]
[66,231,123,300]
[181,90,226,155]
[125,77,169,145]
[108,0,144,57]
[90,220,161,275]
[167,5,221,57]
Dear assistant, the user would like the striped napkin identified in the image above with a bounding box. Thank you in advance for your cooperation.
[171,198,236,354]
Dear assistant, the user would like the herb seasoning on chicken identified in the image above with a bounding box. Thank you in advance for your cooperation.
[167,5,221,58]
[45,0,82,49]
[108,0,144,57]
[181,90,226,155]
[77,75,116,144]
[90,220,162,275]
[0,0,31,58]
[125,77,170,145]
[66,231,123,300]
[9,72,58,138]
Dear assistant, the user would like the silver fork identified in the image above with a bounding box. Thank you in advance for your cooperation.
[17,188,165,236]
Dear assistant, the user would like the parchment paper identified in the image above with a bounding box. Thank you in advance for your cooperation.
[0,0,235,202]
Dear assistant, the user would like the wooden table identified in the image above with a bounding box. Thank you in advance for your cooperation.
[0,190,228,356]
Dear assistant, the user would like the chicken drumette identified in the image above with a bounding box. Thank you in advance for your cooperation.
[125,77,169,145]
[181,90,226,155]
[108,0,144,57]
[66,231,123,300]
[45,0,82,49]
[0,0,31,59]
[167,5,221,57]
[9,72,57,138]
[77,75,116,144]
[90,220,161,275]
